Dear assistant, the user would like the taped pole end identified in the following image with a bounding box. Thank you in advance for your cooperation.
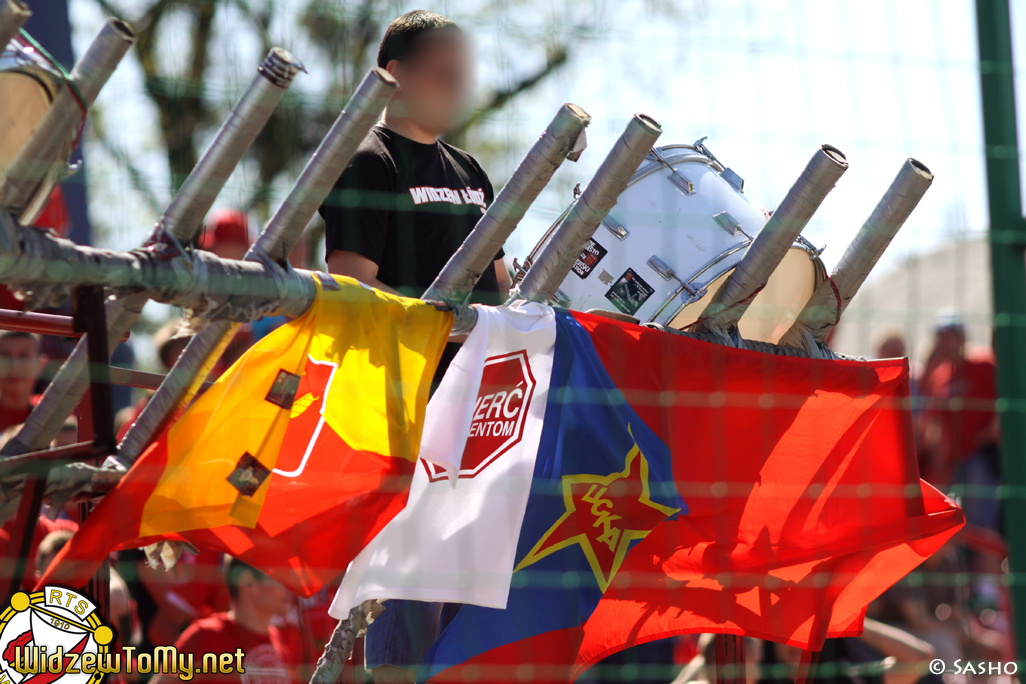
[369,66,399,88]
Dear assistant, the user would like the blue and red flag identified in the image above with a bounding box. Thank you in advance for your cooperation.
[332,305,964,683]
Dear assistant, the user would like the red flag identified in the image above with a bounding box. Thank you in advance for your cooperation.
[574,313,964,665]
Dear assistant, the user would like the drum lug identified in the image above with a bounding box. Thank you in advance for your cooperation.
[647,255,702,299]
[713,211,747,238]
[694,136,745,193]
[721,168,745,193]
[553,287,572,309]
[602,216,630,240]
[647,147,695,195]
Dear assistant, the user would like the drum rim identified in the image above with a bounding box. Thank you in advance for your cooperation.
[657,244,829,329]
[632,144,724,187]
[522,145,727,267]
[646,241,751,324]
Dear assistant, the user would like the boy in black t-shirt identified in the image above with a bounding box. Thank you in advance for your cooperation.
[319,12,509,304]
[318,10,507,684]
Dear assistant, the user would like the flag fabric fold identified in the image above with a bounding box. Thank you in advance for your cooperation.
[40,274,452,595]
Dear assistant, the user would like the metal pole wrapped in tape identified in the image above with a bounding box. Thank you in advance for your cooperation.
[117,67,398,464]
[694,145,848,342]
[422,103,591,320]
[516,113,662,303]
[0,49,303,457]
[0,18,136,224]
[310,601,385,684]
[155,47,302,243]
[0,0,31,51]
[0,215,318,307]
[779,158,934,351]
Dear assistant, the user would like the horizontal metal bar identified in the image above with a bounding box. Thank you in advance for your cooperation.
[0,308,130,341]
[0,441,106,479]
[0,213,320,317]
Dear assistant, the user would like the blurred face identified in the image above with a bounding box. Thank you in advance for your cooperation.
[388,30,472,135]
[934,327,965,361]
[0,336,43,405]
[876,337,905,359]
[238,571,292,617]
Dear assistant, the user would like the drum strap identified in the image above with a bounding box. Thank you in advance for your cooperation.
[825,276,843,327]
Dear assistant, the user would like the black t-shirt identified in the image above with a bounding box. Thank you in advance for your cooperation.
[320,124,504,304]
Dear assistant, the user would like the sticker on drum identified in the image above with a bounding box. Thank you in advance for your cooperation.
[605,268,655,316]
[572,238,607,279]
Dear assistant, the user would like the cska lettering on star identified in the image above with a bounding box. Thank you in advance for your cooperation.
[332,303,964,683]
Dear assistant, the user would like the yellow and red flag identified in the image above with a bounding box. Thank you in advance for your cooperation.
[41,274,451,594]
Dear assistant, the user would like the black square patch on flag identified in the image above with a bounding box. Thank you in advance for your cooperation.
[227,452,271,497]
[265,369,301,410]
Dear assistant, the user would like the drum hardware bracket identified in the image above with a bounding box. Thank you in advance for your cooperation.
[510,256,531,288]
[552,287,572,309]
[647,255,703,299]
[693,136,745,194]
[647,147,695,195]
[713,211,749,238]
[602,216,630,240]
[796,235,826,259]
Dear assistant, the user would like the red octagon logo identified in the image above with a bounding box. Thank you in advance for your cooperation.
[424,350,536,483]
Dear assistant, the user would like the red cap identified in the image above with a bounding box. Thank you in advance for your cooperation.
[201,208,251,249]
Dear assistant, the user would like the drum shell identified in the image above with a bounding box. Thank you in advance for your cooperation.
[520,144,827,344]
[0,39,65,179]
[527,146,765,324]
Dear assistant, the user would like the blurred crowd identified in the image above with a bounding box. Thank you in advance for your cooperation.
[0,198,1011,684]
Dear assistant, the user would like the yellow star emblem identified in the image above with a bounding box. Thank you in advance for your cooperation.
[514,425,679,592]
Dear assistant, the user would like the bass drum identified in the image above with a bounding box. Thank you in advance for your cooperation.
[669,245,827,344]
[0,36,65,178]
[517,142,826,344]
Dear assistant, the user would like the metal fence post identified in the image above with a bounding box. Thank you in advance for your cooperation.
[976,0,1026,662]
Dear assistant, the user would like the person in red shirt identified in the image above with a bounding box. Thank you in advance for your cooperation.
[0,516,77,591]
[919,312,1002,608]
[919,313,1000,496]
[0,331,45,432]
[152,558,300,684]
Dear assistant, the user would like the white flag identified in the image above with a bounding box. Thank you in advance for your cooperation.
[329,302,556,616]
